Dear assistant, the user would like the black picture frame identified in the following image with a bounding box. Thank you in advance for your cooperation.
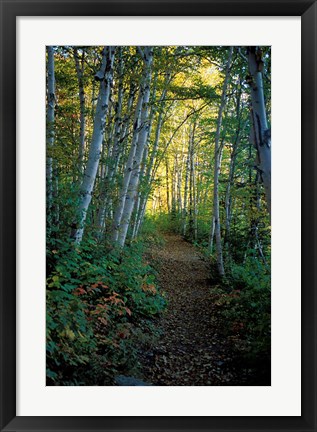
[0,0,316,431]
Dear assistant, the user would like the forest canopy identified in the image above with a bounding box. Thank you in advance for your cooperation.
[46,46,271,386]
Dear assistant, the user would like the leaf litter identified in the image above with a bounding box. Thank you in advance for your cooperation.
[138,233,260,386]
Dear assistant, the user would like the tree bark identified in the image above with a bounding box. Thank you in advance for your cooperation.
[111,76,145,243]
[182,142,190,237]
[96,48,125,238]
[248,46,271,218]
[133,80,169,238]
[117,47,154,247]
[72,46,116,244]
[73,47,86,177]
[224,87,243,245]
[212,46,233,277]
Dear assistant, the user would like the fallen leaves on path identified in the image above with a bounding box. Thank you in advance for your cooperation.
[138,234,258,386]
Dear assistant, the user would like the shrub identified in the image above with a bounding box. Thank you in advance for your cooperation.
[212,257,271,373]
[46,237,166,385]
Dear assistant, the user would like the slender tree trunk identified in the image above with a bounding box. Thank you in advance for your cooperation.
[73,47,86,177]
[212,46,233,277]
[165,157,170,213]
[224,145,237,244]
[117,47,154,247]
[130,75,159,240]
[188,136,198,241]
[96,48,125,238]
[171,158,177,219]
[71,46,116,244]
[182,145,190,237]
[193,154,198,241]
[111,77,145,243]
[177,163,183,217]
[248,47,271,218]
[46,46,55,212]
[188,130,194,239]
[224,86,243,245]
[209,216,215,253]
[133,85,168,237]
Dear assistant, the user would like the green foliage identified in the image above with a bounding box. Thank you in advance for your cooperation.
[46,45,271,385]
[212,257,271,371]
[142,213,179,236]
[46,237,166,385]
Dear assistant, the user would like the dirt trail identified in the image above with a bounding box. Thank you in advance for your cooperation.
[139,233,239,386]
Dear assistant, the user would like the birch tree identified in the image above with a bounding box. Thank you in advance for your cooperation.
[117,47,154,247]
[72,46,116,244]
[111,74,145,243]
[247,46,271,218]
[212,46,233,277]
[182,142,190,236]
[73,47,86,177]
[96,48,126,238]
[224,84,243,245]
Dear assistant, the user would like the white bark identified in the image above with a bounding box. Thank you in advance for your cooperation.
[73,47,86,176]
[72,46,116,244]
[117,48,154,247]
[182,145,190,237]
[213,46,233,277]
[135,73,171,230]
[133,100,166,238]
[111,82,144,243]
[188,124,196,238]
[225,98,243,244]
[248,47,271,218]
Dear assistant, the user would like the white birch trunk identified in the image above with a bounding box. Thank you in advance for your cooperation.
[133,103,166,237]
[248,47,271,218]
[117,47,154,247]
[73,47,86,177]
[182,147,190,237]
[193,154,198,241]
[111,84,144,243]
[72,46,116,244]
[213,46,233,277]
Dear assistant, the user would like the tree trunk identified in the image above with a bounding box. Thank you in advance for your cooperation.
[72,46,116,244]
[96,48,125,238]
[248,46,271,218]
[182,144,190,237]
[192,154,198,242]
[46,46,55,211]
[224,88,243,245]
[73,47,86,177]
[213,46,233,277]
[117,47,154,247]
[111,76,145,243]
[188,125,196,239]
[133,80,169,237]
[165,157,170,213]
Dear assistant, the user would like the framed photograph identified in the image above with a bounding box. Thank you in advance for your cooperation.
[0,0,316,431]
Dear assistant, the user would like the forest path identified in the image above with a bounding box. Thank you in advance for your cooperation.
[139,233,237,386]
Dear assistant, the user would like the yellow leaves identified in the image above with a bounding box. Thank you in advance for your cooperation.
[61,327,76,341]
[201,64,223,87]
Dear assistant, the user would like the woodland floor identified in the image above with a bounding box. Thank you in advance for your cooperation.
[138,233,268,386]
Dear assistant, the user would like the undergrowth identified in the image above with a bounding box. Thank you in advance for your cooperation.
[211,257,271,383]
[46,235,166,385]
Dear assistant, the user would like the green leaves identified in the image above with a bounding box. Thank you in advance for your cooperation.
[46,235,165,385]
